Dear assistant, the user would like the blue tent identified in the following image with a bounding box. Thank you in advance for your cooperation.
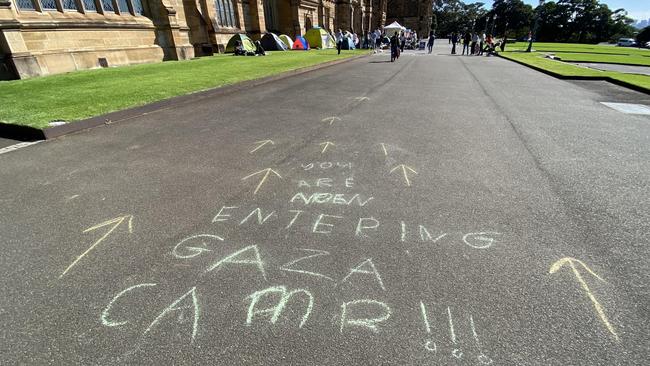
[292,35,310,50]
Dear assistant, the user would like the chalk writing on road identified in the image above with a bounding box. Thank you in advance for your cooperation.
[101,276,495,363]
[380,143,389,156]
[390,164,417,187]
[241,168,282,195]
[94,139,503,363]
[249,139,274,154]
[60,215,133,278]
[319,141,335,154]
[550,257,619,341]
[321,116,341,125]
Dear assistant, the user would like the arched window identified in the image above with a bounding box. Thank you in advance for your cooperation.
[215,0,238,28]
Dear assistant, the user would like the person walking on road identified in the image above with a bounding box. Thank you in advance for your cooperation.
[451,32,458,54]
[462,31,471,55]
[471,32,479,55]
[336,29,343,55]
[375,29,383,51]
[390,31,400,62]
[399,31,406,52]
[427,30,435,53]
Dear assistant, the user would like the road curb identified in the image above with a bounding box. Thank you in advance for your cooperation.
[0,52,371,141]
[499,54,650,96]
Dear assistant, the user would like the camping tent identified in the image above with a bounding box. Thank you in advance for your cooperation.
[292,35,310,50]
[225,33,255,53]
[261,33,288,51]
[304,27,335,49]
[384,21,405,36]
[279,34,293,49]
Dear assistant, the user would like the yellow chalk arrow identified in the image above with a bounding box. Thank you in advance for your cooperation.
[249,139,274,154]
[390,164,417,187]
[321,116,341,125]
[242,168,282,195]
[550,257,619,341]
[60,215,133,278]
[352,96,370,101]
[319,141,335,154]
[379,143,388,156]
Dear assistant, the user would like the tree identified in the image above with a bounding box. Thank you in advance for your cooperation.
[431,13,438,34]
[432,0,488,36]
[535,1,571,41]
[489,0,533,38]
[557,0,633,43]
[609,8,635,42]
[637,26,650,45]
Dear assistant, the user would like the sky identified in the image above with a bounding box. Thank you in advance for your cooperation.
[521,1,650,21]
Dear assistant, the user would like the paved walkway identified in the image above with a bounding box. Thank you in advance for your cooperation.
[573,62,650,75]
[1,43,648,365]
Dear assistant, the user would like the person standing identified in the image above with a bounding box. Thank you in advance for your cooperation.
[336,29,343,55]
[451,32,458,54]
[375,29,382,51]
[399,31,406,52]
[471,32,479,55]
[390,31,400,62]
[462,31,471,55]
[427,30,435,54]
[370,30,377,52]
[479,33,485,55]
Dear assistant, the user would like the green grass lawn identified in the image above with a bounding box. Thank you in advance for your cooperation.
[501,43,650,92]
[0,49,368,129]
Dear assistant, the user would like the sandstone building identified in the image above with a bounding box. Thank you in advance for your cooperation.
[0,0,432,79]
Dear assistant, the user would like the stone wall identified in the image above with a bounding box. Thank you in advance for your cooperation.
[0,1,177,78]
[0,0,432,80]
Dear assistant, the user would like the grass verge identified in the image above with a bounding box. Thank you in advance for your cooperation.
[0,50,368,129]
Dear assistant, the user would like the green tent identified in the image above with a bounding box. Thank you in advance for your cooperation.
[278,34,293,49]
[225,34,255,53]
[304,27,335,49]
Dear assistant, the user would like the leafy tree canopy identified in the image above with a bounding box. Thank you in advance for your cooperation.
[432,0,636,43]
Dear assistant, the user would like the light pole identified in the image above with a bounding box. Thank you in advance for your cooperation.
[526,0,545,52]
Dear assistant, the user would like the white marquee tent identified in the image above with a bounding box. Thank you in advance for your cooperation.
[384,21,406,32]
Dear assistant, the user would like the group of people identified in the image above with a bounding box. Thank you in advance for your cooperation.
[334,29,360,54]
[233,40,267,56]
[449,32,498,56]
[365,28,420,53]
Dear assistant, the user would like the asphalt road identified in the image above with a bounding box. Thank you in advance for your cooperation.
[1,44,649,365]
